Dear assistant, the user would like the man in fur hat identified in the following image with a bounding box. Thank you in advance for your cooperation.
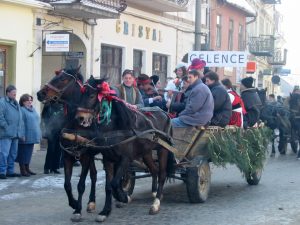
[240,77,262,128]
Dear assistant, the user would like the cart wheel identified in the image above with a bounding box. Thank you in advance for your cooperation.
[122,171,135,196]
[246,168,262,185]
[186,161,211,203]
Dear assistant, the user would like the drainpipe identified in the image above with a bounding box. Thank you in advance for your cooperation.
[195,0,201,50]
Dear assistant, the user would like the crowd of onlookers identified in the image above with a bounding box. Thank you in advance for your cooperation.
[1,58,285,179]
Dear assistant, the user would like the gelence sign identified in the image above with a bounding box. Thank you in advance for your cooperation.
[189,51,248,67]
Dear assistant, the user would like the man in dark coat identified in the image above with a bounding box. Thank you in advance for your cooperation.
[205,72,232,127]
[240,77,262,128]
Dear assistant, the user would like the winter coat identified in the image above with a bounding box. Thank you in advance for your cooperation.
[19,106,41,144]
[178,79,214,126]
[169,88,192,115]
[241,88,262,127]
[0,96,24,139]
[208,82,232,127]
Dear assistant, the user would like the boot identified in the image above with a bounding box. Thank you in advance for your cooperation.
[19,164,30,177]
[25,164,36,175]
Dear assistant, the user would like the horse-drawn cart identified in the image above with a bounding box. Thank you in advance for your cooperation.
[125,125,271,203]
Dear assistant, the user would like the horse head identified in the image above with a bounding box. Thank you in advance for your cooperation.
[290,93,300,114]
[37,66,84,104]
[76,76,138,129]
[256,88,267,105]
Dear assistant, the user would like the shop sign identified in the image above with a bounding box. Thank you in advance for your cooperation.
[116,20,162,42]
[45,34,69,52]
[66,51,84,59]
[189,51,248,67]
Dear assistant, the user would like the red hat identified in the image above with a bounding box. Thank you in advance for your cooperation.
[188,58,206,70]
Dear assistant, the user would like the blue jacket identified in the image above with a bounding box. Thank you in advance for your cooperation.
[0,96,24,139]
[19,106,41,144]
[178,79,214,126]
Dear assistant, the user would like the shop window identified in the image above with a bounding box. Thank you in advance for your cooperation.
[152,53,168,86]
[133,50,143,77]
[101,45,122,85]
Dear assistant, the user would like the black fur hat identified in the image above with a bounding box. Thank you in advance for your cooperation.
[241,77,254,88]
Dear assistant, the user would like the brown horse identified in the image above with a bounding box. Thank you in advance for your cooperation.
[73,76,174,221]
[37,68,98,221]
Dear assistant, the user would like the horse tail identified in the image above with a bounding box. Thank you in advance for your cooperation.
[166,151,175,177]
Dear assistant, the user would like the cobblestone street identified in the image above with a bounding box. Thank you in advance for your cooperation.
[1,146,300,225]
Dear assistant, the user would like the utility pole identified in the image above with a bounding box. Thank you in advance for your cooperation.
[195,0,202,50]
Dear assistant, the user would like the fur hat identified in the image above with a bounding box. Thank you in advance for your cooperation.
[241,77,254,88]
[188,58,206,70]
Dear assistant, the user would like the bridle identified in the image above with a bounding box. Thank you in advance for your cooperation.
[43,70,84,103]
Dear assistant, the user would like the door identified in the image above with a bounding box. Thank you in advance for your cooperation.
[0,46,7,97]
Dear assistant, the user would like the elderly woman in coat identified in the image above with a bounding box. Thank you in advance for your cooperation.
[15,94,41,176]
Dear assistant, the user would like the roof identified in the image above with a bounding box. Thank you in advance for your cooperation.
[226,0,256,17]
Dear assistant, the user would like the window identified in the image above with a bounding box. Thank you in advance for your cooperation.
[238,24,244,50]
[0,47,7,97]
[133,50,143,77]
[228,19,234,50]
[152,53,168,86]
[216,15,222,48]
[101,45,122,85]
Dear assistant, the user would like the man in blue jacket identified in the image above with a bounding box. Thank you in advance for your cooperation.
[171,70,214,127]
[0,85,24,179]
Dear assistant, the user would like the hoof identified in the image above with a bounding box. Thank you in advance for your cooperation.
[149,198,160,215]
[127,195,132,203]
[149,206,160,215]
[87,202,96,213]
[95,215,107,222]
[151,192,157,198]
[115,201,127,208]
[70,213,82,222]
[270,153,275,157]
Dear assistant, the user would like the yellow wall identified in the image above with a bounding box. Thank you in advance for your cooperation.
[0,2,35,99]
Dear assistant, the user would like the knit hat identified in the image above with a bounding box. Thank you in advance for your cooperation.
[241,77,254,88]
[188,58,206,70]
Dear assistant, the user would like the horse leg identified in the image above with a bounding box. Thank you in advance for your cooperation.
[149,148,169,215]
[143,152,158,198]
[270,130,275,157]
[63,153,77,209]
[96,159,114,222]
[278,128,286,155]
[87,157,97,213]
[71,154,91,222]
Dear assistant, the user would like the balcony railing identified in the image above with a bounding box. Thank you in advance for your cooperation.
[261,0,281,4]
[126,0,189,12]
[248,35,275,57]
[267,48,287,66]
[41,0,127,20]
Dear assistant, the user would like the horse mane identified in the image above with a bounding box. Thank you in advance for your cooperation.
[256,88,267,105]
[64,68,84,82]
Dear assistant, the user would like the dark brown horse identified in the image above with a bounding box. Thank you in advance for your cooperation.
[37,68,98,221]
[289,93,300,158]
[73,76,174,221]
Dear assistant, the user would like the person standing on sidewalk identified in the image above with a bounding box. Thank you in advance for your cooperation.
[15,94,41,176]
[0,85,24,179]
